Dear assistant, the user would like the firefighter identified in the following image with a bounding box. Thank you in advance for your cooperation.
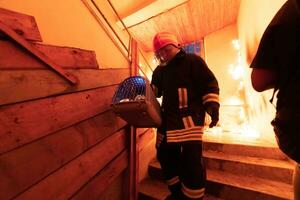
[151,32,220,200]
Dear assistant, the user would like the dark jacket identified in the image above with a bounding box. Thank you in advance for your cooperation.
[151,50,219,143]
[250,0,300,109]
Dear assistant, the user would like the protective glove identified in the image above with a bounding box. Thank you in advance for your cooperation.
[204,102,220,128]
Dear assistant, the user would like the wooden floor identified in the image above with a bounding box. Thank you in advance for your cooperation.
[138,178,225,200]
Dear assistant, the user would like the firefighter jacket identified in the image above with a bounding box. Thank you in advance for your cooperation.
[151,50,219,143]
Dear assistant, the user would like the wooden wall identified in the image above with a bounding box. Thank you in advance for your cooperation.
[0,7,156,200]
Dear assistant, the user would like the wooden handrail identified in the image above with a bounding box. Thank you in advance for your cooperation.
[0,21,79,85]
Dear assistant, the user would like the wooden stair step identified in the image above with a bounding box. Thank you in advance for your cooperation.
[139,178,224,200]
[148,160,293,200]
[148,159,164,180]
[139,178,169,200]
[203,141,288,160]
[148,152,295,184]
[204,150,295,184]
[207,169,293,200]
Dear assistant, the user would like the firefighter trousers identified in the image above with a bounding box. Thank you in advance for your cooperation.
[157,139,206,200]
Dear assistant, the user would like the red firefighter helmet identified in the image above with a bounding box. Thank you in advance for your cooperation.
[152,32,179,52]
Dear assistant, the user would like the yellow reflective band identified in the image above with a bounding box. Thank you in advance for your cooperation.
[168,133,203,139]
[182,116,190,128]
[202,93,219,104]
[182,116,195,128]
[168,129,203,137]
[183,88,188,107]
[182,183,205,199]
[178,88,188,109]
[166,176,180,186]
[167,136,203,143]
[167,126,204,135]
[167,134,203,143]
[167,126,204,143]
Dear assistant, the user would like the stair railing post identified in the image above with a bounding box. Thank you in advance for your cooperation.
[129,38,139,200]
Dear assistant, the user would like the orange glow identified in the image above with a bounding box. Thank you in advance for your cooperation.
[224,96,243,106]
[238,0,286,63]
[205,36,277,146]
[228,39,245,80]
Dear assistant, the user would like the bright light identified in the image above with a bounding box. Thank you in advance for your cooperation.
[240,124,260,138]
[229,64,245,80]
[206,126,223,135]
[228,123,260,138]
[224,96,244,106]
[239,108,245,119]
[229,40,245,80]
[232,39,240,50]
[238,81,244,91]
[205,38,276,146]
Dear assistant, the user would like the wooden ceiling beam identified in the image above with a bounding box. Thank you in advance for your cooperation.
[116,0,188,28]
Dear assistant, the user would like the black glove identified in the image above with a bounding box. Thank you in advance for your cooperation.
[204,102,219,128]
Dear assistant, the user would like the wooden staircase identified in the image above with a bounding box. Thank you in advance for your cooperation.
[139,141,295,200]
[0,7,132,200]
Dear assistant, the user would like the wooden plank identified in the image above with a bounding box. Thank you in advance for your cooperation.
[0,68,129,106]
[34,43,99,69]
[137,128,150,136]
[130,38,138,77]
[0,8,42,41]
[71,150,129,200]
[138,128,155,152]
[0,40,99,70]
[0,21,78,85]
[0,110,127,200]
[0,85,118,154]
[14,130,127,200]
[138,129,156,182]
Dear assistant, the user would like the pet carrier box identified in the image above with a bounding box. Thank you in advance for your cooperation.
[111,76,162,127]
